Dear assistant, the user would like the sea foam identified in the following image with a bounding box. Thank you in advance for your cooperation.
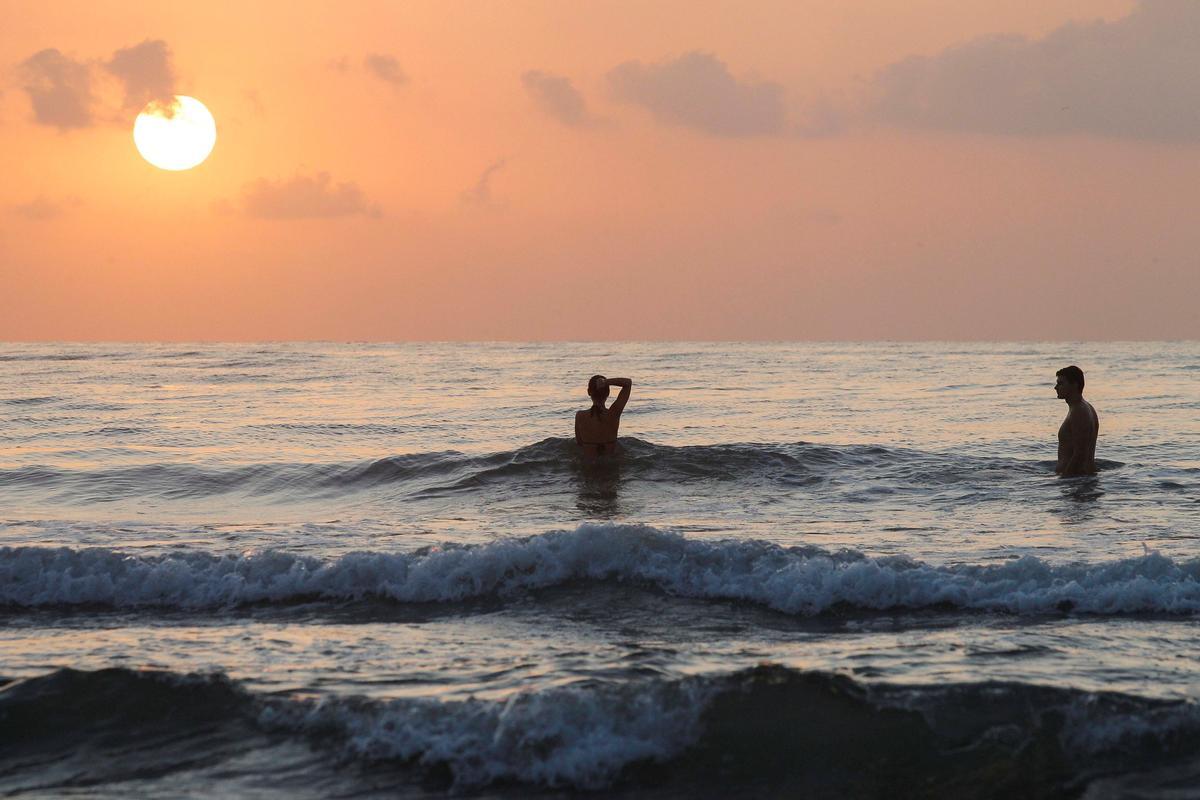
[2,524,1198,615]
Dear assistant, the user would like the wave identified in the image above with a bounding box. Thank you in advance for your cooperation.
[1,395,59,406]
[3,524,1197,615]
[2,665,1196,795]
[1,437,1093,502]
[0,353,99,362]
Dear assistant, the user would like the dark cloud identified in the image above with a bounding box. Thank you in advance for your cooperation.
[869,0,1200,141]
[363,54,407,86]
[106,39,177,113]
[17,49,93,129]
[521,70,590,126]
[607,51,785,137]
[461,159,508,207]
[241,173,381,219]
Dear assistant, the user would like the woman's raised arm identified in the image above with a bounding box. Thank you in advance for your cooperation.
[607,378,632,414]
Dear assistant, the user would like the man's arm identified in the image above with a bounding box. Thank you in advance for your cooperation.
[607,378,632,415]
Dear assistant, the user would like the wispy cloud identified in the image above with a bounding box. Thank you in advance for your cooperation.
[363,53,407,86]
[328,53,409,88]
[10,195,81,220]
[460,159,508,207]
[607,51,785,137]
[521,70,591,127]
[240,173,381,219]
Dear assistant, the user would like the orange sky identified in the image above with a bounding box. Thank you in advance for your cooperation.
[3,0,1196,340]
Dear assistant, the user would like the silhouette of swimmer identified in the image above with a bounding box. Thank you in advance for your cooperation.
[575,374,632,459]
[1054,365,1099,476]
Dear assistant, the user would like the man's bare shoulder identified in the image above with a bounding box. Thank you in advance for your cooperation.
[1069,402,1099,433]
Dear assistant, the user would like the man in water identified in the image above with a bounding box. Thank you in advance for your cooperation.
[1054,365,1099,476]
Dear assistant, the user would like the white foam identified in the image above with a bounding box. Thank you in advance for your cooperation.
[254,667,1200,789]
[2,524,1199,614]
[258,676,711,789]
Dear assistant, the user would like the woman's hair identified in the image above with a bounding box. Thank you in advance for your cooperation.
[587,374,609,417]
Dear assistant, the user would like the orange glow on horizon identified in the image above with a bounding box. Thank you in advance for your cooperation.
[5,0,1196,342]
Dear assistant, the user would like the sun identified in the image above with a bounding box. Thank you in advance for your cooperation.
[133,96,217,171]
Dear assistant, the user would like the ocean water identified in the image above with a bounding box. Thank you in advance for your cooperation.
[1,341,1198,798]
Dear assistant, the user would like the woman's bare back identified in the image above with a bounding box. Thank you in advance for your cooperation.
[575,409,620,457]
[575,377,632,458]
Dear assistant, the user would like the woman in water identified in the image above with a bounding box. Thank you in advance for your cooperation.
[575,375,632,458]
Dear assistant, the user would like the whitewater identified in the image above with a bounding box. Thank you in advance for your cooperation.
[2,341,1198,797]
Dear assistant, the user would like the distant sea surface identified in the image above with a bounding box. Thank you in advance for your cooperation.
[2,342,1198,798]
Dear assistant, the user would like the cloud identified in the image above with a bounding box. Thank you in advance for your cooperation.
[460,158,508,206]
[9,196,80,220]
[17,49,93,129]
[17,39,179,128]
[240,173,381,219]
[521,70,591,126]
[868,0,1200,141]
[363,53,407,86]
[607,51,785,137]
[106,39,177,112]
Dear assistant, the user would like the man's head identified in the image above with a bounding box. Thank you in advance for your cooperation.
[1055,365,1085,399]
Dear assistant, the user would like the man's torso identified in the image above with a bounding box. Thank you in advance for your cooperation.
[1057,401,1098,474]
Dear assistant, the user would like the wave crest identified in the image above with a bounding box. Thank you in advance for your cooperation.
[3,665,1197,793]
[2,524,1198,615]
[2,438,1102,502]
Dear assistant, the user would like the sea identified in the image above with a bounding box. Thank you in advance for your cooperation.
[1,341,1197,798]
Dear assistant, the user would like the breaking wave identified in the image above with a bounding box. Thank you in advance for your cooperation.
[2,524,1197,615]
[2,665,1196,795]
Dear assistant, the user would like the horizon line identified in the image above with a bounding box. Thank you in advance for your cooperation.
[2,338,1197,345]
